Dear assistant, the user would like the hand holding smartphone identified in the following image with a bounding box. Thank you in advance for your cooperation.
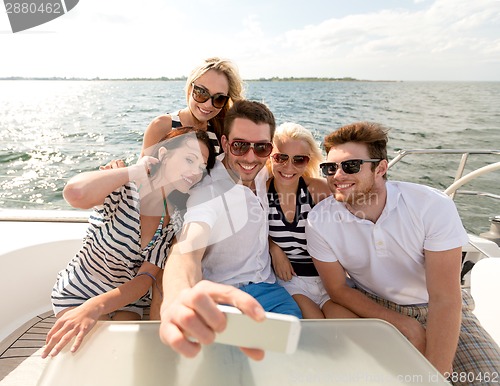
[214,305,301,354]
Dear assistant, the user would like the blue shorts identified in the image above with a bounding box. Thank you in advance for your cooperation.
[239,282,302,319]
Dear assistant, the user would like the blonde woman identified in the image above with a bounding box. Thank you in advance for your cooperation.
[267,122,357,318]
[141,57,244,156]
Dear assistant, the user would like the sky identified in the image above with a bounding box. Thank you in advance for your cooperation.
[1,0,500,81]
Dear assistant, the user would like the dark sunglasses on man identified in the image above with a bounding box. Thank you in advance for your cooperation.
[191,83,229,109]
[228,140,274,158]
[271,153,310,167]
[320,159,381,176]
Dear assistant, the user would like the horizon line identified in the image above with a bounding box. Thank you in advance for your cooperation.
[1,76,496,82]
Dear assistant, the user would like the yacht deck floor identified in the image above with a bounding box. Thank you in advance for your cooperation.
[0,311,54,385]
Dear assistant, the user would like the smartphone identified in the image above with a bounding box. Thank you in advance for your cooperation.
[214,305,301,354]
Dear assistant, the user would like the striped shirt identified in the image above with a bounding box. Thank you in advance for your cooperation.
[51,183,182,315]
[268,177,318,276]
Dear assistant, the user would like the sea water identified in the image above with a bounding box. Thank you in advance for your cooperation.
[0,80,499,234]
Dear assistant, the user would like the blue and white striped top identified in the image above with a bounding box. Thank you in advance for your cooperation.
[51,183,182,316]
[268,177,319,277]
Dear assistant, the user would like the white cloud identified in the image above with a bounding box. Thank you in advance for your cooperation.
[244,0,500,80]
[1,0,499,80]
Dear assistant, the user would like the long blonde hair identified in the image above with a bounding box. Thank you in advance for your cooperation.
[185,57,245,140]
[270,122,323,178]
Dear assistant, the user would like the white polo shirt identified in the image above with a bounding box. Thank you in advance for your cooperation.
[306,181,469,305]
[184,158,275,287]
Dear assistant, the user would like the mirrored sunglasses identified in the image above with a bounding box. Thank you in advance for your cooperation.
[271,153,310,167]
[191,83,229,109]
[228,140,274,158]
[320,159,381,176]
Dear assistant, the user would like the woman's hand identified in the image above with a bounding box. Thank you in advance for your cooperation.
[128,156,161,196]
[269,241,295,281]
[135,155,160,177]
[41,300,102,358]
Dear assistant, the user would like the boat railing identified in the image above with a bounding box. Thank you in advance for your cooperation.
[388,149,500,200]
[0,208,90,223]
[389,149,500,260]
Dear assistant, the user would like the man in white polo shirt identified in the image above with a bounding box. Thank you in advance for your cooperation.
[306,122,500,383]
[159,100,301,359]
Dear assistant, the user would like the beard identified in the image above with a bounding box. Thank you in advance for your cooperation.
[333,177,381,208]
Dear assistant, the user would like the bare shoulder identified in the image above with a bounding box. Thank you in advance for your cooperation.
[146,115,173,135]
[304,176,331,204]
[142,115,173,155]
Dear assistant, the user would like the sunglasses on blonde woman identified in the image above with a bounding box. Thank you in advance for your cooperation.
[271,153,310,167]
[320,159,381,176]
[228,140,274,158]
[191,83,229,109]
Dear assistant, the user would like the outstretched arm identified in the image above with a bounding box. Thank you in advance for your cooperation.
[63,167,131,209]
[159,221,266,360]
[159,221,210,355]
[63,157,158,209]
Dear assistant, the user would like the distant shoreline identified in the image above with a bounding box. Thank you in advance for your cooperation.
[0,76,396,82]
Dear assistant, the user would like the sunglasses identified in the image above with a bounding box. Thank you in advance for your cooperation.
[228,140,274,158]
[271,153,310,167]
[320,159,381,176]
[191,83,229,109]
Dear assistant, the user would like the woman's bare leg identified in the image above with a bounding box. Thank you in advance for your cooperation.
[149,269,164,320]
[293,294,325,319]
